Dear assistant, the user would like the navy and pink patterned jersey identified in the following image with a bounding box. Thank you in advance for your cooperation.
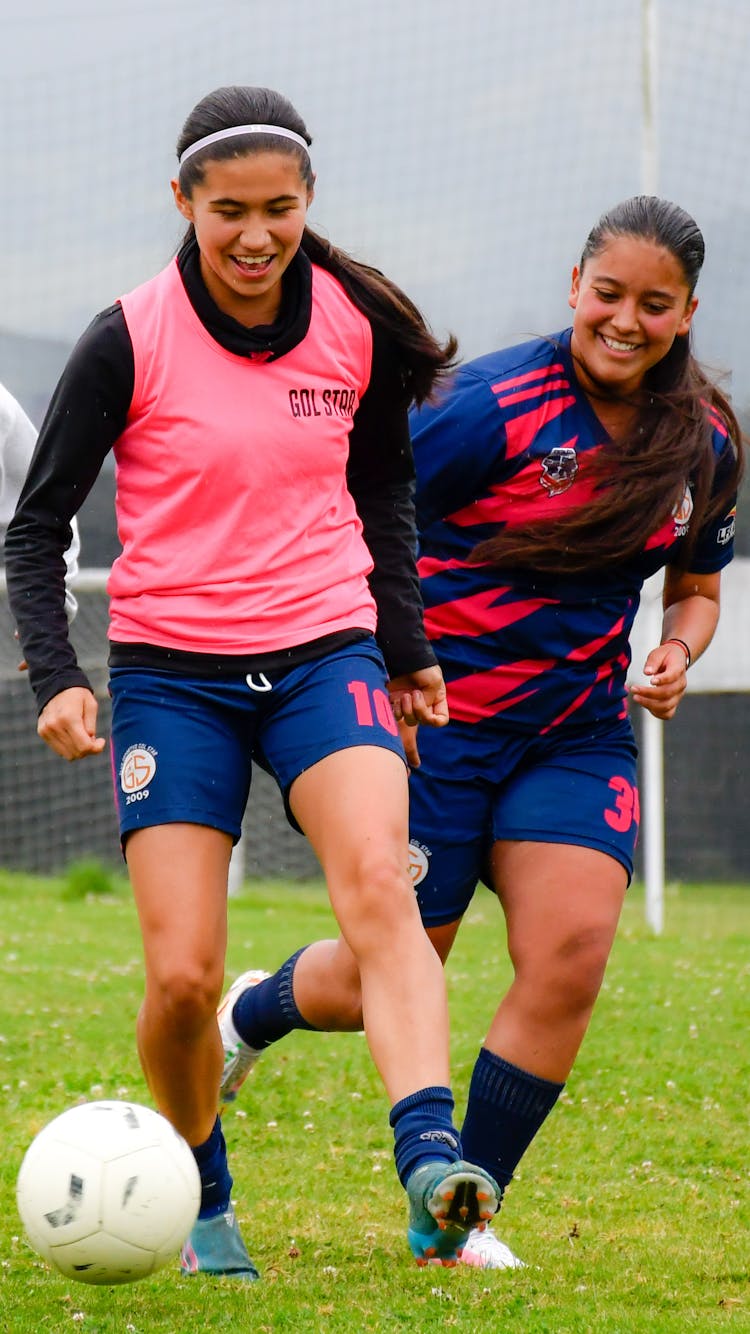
[410,330,736,735]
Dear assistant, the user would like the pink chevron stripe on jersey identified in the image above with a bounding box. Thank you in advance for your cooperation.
[416,554,474,578]
[644,511,678,551]
[493,378,570,409]
[700,397,728,437]
[423,588,552,641]
[502,394,577,460]
[566,615,628,660]
[445,657,555,723]
[540,659,619,733]
[490,363,566,396]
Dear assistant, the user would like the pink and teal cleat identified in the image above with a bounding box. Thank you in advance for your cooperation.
[405,1160,500,1266]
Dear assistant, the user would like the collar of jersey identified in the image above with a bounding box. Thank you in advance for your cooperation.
[177,235,313,362]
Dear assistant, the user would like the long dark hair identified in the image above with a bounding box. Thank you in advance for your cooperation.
[176,85,456,404]
[470,196,744,573]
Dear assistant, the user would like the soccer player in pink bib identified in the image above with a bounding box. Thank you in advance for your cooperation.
[5,85,502,1278]
[216,195,743,1269]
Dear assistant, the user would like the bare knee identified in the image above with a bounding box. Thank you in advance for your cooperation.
[333,854,416,948]
[512,924,614,1021]
[144,960,223,1037]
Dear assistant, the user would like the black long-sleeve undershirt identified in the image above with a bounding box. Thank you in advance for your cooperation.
[5,245,436,711]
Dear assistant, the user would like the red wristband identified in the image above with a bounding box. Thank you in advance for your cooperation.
[663,638,691,668]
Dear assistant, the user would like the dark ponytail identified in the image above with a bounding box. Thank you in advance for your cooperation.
[300,228,457,404]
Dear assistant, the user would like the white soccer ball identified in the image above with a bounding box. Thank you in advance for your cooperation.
[16,1100,201,1285]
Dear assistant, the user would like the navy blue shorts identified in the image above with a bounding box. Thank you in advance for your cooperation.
[407,718,639,927]
[109,638,406,843]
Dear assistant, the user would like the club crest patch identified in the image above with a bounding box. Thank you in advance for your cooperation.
[672,484,694,537]
[540,446,578,495]
[120,745,157,795]
[408,841,431,886]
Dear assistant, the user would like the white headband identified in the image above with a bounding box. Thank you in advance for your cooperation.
[179,124,310,168]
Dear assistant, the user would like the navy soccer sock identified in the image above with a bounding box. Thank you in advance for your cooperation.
[389,1086,461,1187]
[461,1047,563,1193]
[192,1116,233,1219]
[231,947,317,1050]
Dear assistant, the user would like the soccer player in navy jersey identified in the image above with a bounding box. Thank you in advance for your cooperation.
[6,85,502,1278]
[218,196,744,1269]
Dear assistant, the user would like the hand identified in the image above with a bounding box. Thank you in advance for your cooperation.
[388,665,449,728]
[628,641,688,721]
[37,687,106,761]
[388,666,449,769]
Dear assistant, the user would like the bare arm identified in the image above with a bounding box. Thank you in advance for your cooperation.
[629,567,721,720]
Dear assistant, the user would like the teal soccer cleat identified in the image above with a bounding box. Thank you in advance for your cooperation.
[405,1160,501,1266]
[179,1205,260,1280]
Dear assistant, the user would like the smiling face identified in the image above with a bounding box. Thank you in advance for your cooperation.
[172,151,313,327]
[568,234,698,399]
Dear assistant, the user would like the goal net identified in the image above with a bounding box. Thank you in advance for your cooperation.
[0,574,320,879]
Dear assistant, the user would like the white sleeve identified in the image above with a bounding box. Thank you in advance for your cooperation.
[0,383,80,621]
[62,515,81,621]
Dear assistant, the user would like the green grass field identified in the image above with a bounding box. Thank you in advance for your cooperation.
[0,871,747,1333]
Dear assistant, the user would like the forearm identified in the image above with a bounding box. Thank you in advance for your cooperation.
[660,589,720,667]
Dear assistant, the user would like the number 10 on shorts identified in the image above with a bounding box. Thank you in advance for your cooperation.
[348,680,398,735]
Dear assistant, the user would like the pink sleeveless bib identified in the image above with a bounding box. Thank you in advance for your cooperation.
[110,260,376,653]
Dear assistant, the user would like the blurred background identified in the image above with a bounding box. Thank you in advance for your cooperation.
[1,0,748,884]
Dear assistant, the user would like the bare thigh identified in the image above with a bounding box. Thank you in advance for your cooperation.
[290,745,418,942]
[484,840,627,1079]
[126,822,232,1004]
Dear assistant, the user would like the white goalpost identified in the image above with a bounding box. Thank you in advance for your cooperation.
[628,560,750,932]
[632,1,746,932]
[638,0,665,933]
